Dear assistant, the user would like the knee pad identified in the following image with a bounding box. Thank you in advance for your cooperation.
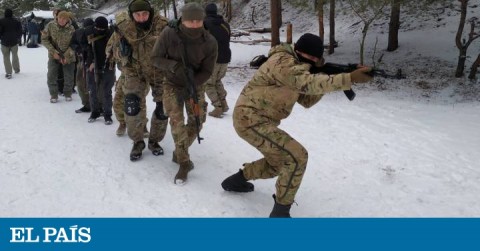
[124,93,141,116]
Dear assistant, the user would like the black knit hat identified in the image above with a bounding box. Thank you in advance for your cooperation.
[5,9,13,18]
[129,0,151,13]
[94,16,109,29]
[83,18,94,27]
[205,3,217,15]
[294,33,324,59]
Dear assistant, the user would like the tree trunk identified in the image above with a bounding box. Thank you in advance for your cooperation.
[163,0,167,18]
[270,0,281,46]
[226,0,232,22]
[317,0,324,41]
[172,0,178,19]
[455,0,468,77]
[468,53,480,79]
[328,0,335,54]
[387,0,401,51]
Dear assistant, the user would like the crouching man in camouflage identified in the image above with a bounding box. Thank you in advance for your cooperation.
[221,33,373,217]
[151,3,217,184]
[113,0,169,161]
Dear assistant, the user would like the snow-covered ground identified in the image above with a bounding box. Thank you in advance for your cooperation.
[1,1,479,217]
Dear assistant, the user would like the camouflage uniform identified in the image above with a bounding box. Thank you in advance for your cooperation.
[233,43,353,206]
[112,12,168,145]
[42,18,76,99]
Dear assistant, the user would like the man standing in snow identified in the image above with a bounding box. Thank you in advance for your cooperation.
[151,3,217,184]
[221,33,373,217]
[203,3,231,118]
[0,8,22,79]
[85,16,115,125]
[112,0,169,161]
[42,10,76,103]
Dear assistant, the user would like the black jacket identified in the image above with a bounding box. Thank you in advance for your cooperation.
[70,25,92,59]
[204,14,231,64]
[0,10,22,47]
[86,28,113,71]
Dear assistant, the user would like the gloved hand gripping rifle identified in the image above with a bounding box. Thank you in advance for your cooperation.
[180,41,203,144]
[312,63,405,101]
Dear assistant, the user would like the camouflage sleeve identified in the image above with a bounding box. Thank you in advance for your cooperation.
[105,33,115,57]
[41,23,56,53]
[270,55,352,95]
[151,29,178,72]
[296,94,323,108]
[194,38,218,86]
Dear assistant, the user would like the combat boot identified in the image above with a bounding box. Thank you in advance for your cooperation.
[148,140,164,156]
[116,122,126,136]
[174,161,194,185]
[88,111,101,123]
[208,106,223,118]
[269,195,292,218]
[221,99,229,112]
[130,140,146,162]
[143,125,150,138]
[221,169,254,192]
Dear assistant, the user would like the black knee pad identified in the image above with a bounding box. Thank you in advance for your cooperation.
[124,93,141,116]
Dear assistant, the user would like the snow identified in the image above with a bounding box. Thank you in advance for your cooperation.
[1,1,480,217]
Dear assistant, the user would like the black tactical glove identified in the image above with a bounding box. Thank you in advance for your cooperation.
[154,102,168,120]
[119,37,132,58]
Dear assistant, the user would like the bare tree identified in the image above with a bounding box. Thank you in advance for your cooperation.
[171,0,178,19]
[468,53,480,79]
[270,0,281,46]
[455,0,480,77]
[347,0,388,64]
[387,0,401,51]
[328,0,336,54]
[317,0,325,41]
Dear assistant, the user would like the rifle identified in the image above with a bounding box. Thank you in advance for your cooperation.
[180,41,203,144]
[47,36,66,63]
[312,62,405,101]
[111,24,132,59]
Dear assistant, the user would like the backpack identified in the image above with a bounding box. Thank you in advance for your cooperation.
[249,54,268,69]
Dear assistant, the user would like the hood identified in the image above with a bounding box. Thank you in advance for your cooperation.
[206,14,223,25]
[268,43,297,59]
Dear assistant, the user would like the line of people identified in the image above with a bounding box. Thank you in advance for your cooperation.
[3,1,375,217]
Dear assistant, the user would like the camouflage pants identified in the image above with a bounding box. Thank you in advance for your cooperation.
[234,121,308,205]
[163,84,206,164]
[75,61,90,108]
[123,68,167,143]
[205,63,228,108]
[113,73,150,124]
[47,59,74,98]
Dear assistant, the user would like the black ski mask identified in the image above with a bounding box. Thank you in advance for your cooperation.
[294,33,324,66]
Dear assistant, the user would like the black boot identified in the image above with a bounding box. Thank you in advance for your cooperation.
[130,141,146,162]
[88,111,101,123]
[269,195,292,218]
[221,169,254,192]
[148,140,164,156]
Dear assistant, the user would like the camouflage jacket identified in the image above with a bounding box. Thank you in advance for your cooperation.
[111,12,168,71]
[41,21,76,64]
[233,43,352,128]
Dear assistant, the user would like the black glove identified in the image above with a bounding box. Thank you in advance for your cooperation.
[119,37,132,58]
[154,102,168,120]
